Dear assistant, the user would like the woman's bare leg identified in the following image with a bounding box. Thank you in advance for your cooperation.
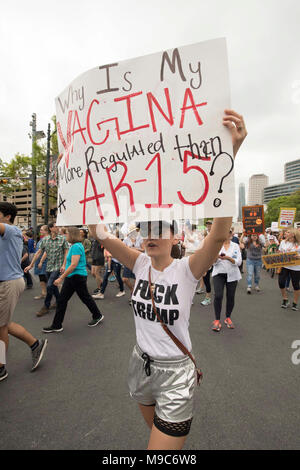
[139,404,188,450]
[40,281,47,297]
[280,287,288,300]
[138,404,155,429]
[147,424,187,450]
[293,289,300,304]
[92,266,102,290]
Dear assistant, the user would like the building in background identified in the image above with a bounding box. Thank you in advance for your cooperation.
[263,158,300,204]
[284,158,300,182]
[4,177,56,228]
[238,183,246,220]
[264,180,300,203]
[247,174,269,205]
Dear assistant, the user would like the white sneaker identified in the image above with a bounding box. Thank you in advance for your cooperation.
[116,291,125,297]
[255,286,261,292]
[92,292,104,299]
[247,287,251,294]
[201,298,211,306]
[196,288,205,294]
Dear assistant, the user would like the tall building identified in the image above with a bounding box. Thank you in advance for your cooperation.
[284,158,300,182]
[263,158,300,204]
[247,174,269,205]
[264,179,300,204]
[4,177,56,227]
[238,183,246,220]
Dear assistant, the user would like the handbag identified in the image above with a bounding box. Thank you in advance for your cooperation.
[148,267,203,386]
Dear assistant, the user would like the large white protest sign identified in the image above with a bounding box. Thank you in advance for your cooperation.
[55,38,235,225]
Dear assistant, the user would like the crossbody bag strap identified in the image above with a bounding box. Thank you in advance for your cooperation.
[148,267,203,385]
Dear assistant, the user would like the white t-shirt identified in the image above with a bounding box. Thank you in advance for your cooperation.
[184,232,200,254]
[212,241,242,282]
[279,240,300,271]
[131,253,198,358]
[124,234,143,250]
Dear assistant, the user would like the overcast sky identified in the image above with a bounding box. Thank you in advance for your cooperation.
[1,0,300,204]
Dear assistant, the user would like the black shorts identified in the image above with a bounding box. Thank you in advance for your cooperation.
[278,268,300,291]
[92,258,104,267]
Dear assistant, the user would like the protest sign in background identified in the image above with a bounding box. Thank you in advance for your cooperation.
[48,155,58,187]
[242,205,265,235]
[278,207,296,229]
[55,38,234,225]
[262,251,300,269]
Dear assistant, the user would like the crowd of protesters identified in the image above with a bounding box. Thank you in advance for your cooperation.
[2,201,300,411]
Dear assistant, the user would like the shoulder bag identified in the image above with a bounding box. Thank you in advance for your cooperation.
[148,267,203,386]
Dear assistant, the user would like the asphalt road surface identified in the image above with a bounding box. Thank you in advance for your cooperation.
[1,267,300,450]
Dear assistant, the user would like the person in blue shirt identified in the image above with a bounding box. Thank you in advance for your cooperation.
[42,226,104,333]
[0,202,48,382]
[26,229,36,261]
[33,225,49,299]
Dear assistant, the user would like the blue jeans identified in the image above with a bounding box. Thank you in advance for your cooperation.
[101,261,124,293]
[246,259,262,287]
[45,270,61,308]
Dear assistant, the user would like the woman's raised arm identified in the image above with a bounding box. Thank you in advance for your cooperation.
[88,225,140,271]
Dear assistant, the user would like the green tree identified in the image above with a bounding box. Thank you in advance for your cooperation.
[0,116,58,201]
[0,154,32,195]
[264,190,300,227]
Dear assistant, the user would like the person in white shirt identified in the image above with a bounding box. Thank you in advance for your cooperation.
[211,230,242,331]
[88,108,247,450]
[184,225,200,255]
[278,228,300,310]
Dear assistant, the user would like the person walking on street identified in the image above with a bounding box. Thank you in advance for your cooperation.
[92,245,125,300]
[80,229,92,270]
[33,225,49,300]
[278,228,300,310]
[90,238,105,295]
[211,229,242,332]
[0,202,47,382]
[25,222,69,316]
[201,220,213,306]
[42,227,104,333]
[21,238,33,289]
[88,108,247,450]
[240,232,264,294]
[26,229,36,263]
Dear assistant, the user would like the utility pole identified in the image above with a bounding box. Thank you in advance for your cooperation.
[45,123,51,224]
[30,113,37,237]
[29,114,45,238]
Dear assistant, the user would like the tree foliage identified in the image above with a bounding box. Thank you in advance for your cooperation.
[264,189,300,227]
[0,116,58,202]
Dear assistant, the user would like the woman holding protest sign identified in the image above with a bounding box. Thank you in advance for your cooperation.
[278,228,300,310]
[88,109,247,450]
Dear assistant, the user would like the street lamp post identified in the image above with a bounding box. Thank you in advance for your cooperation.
[45,123,51,225]
[29,113,45,238]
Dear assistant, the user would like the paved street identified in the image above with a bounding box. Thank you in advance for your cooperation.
[1,267,300,450]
